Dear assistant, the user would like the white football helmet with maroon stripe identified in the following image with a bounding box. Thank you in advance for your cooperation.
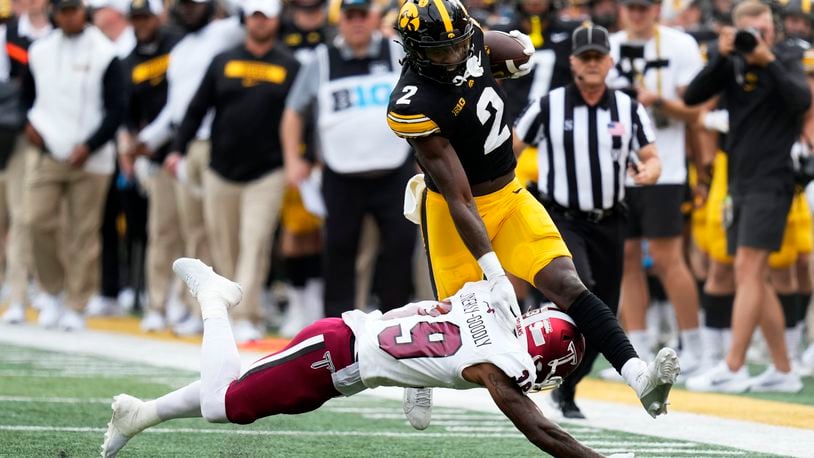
[521,306,586,392]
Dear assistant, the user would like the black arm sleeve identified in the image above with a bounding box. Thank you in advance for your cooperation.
[170,58,219,155]
[766,58,812,114]
[683,54,730,106]
[85,58,126,152]
[22,67,36,111]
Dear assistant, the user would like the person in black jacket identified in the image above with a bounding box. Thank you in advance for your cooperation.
[165,0,300,342]
[120,0,184,331]
[683,0,810,393]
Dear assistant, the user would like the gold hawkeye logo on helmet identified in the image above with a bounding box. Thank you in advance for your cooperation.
[398,2,420,31]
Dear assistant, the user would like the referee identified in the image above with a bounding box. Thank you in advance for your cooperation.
[514,24,661,418]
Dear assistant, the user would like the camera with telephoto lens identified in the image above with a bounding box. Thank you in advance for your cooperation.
[734,28,761,54]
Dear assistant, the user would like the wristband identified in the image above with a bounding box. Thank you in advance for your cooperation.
[477,252,505,280]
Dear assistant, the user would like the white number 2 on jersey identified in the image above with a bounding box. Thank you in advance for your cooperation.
[396,86,418,105]
[476,87,510,155]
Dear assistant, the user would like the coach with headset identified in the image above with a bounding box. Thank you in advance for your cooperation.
[514,24,660,419]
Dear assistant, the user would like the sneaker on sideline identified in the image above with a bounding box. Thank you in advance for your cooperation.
[58,309,86,331]
[749,365,804,393]
[140,310,167,332]
[165,297,189,326]
[676,351,705,383]
[686,361,751,393]
[37,295,63,329]
[86,295,121,317]
[1,303,26,324]
[173,315,203,336]
[598,366,623,382]
[232,319,263,343]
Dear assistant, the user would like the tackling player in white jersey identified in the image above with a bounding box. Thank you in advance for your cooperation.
[102,258,676,457]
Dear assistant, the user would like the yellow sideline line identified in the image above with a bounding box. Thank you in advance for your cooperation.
[573,378,814,430]
[7,307,814,430]
[20,309,203,345]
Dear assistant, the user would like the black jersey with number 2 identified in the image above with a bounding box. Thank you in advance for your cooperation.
[387,26,517,192]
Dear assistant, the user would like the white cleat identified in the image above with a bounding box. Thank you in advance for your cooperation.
[635,347,680,418]
[101,394,159,457]
[403,387,432,430]
[749,365,804,393]
[686,361,751,393]
[172,258,242,309]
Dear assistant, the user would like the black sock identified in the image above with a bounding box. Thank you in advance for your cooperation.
[702,293,734,329]
[797,292,811,324]
[779,293,800,329]
[302,254,322,281]
[285,256,311,288]
[567,290,637,373]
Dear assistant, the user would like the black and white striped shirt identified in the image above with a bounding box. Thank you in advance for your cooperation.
[515,84,655,212]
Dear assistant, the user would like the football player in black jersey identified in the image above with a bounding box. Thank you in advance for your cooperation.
[387,0,678,436]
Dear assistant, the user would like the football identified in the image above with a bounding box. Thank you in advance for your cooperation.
[484,30,531,79]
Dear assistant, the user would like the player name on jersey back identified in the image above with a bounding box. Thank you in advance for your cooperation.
[341,282,535,391]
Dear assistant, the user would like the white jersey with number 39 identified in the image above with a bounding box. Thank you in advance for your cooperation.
[342,282,536,391]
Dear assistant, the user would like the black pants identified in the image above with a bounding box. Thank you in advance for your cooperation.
[550,208,626,401]
[322,161,417,317]
[100,177,121,299]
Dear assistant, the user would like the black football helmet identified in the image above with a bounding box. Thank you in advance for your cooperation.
[395,0,475,84]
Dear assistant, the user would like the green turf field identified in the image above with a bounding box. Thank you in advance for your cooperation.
[0,344,781,457]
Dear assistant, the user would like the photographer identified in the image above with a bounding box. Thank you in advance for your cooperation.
[683,0,810,392]
[606,0,705,376]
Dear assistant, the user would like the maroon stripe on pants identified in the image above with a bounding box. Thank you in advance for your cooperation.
[225,318,355,424]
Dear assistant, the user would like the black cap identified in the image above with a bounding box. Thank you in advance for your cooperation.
[621,0,657,6]
[291,0,325,9]
[340,0,370,11]
[52,0,83,9]
[571,25,611,56]
[129,0,161,16]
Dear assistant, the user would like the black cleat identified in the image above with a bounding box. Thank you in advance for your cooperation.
[551,388,586,419]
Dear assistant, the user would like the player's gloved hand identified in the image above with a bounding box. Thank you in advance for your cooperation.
[478,252,521,328]
[508,30,534,79]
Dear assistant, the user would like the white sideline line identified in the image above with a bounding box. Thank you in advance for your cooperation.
[0,425,737,449]
[598,451,744,456]
[0,425,746,455]
[0,396,110,404]
[1,323,812,457]
[0,425,519,439]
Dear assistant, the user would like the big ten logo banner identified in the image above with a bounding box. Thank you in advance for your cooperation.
[331,82,394,112]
